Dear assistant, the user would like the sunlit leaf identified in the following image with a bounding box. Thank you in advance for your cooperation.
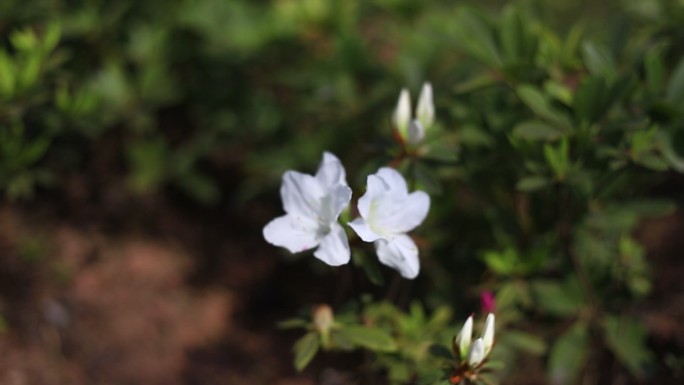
[293,331,320,371]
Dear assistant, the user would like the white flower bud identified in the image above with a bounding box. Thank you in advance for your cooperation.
[456,315,473,359]
[482,313,495,356]
[392,88,411,139]
[408,119,425,145]
[416,82,434,129]
[467,338,486,367]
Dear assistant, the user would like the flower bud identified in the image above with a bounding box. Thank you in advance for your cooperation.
[455,315,473,359]
[482,313,495,356]
[393,88,411,140]
[416,82,434,129]
[408,119,425,145]
[467,338,485,367]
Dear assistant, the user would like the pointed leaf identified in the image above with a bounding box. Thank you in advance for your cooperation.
[601,316,654,377]
[293,331,320,371]
[548,322,589,385]
[337,325,397,352]
[513,120,564,141]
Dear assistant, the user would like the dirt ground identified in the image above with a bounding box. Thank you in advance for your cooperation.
[0,185,683,385]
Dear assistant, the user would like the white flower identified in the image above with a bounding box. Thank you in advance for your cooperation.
[391,82,435,145]
[263,152,352,266]
[348,168,430,279]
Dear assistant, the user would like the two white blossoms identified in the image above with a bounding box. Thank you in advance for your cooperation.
[263,152,429,279]
[263,84,434,279]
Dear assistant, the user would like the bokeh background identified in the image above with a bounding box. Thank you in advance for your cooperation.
[1,0,684,384]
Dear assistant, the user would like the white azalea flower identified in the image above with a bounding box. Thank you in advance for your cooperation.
[263,152,352,266]
[348,168,430,279]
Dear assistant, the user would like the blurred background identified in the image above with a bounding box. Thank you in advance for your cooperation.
[1,0,684,384]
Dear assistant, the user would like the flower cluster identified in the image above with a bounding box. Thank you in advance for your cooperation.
[263,83,435,279]
[450,313,496,384]
[263,153,430,279]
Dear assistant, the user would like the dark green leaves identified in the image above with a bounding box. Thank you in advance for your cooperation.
[601,316,654,377]
[548,322,589,385]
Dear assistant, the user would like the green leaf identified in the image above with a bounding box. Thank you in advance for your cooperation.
[336,325,397,352]
[574,75,607,124]
[43,22,62,53]
[543,140,569,180]
[293,331,320,371]
[0,52,15,97]
[500,6,524,62]
[516,175,550,192]
[661,128,684,172]
[277,318,309,329]
[18,53,42,91]
[10,28,39,51]
[582,41,615,77]
[482,248,517,276]
[502,331,546,355]
[516,85,570,127]
[644,47,664,95]
[512,120,564,141]
[548,322,589,385]
[453,7,502,67]
[666,57,684,106]
[601,316,653,377]
[531,277,584,317]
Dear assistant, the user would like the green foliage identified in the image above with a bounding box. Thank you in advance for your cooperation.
[2,0,683,383]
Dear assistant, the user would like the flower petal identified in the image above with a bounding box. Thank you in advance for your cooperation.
[314,222,350,266]
[408,119,425,145]
[482,313,495,356]
[393,88,411,138]
[468,338,485,367]
[376,167,408,197]
[416,82,434,129]
[456,316,473,360]
[263,215,320,254]
[356,173,387,219]
[374,234,420,279]
[281,171,325,218]
[319,184,352,224]
[315,152,347,189]
[371,190,430,235]
[348,217,381,242]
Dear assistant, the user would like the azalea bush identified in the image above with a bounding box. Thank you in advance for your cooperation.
[261,1,684,384]
[2,0,684,384]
